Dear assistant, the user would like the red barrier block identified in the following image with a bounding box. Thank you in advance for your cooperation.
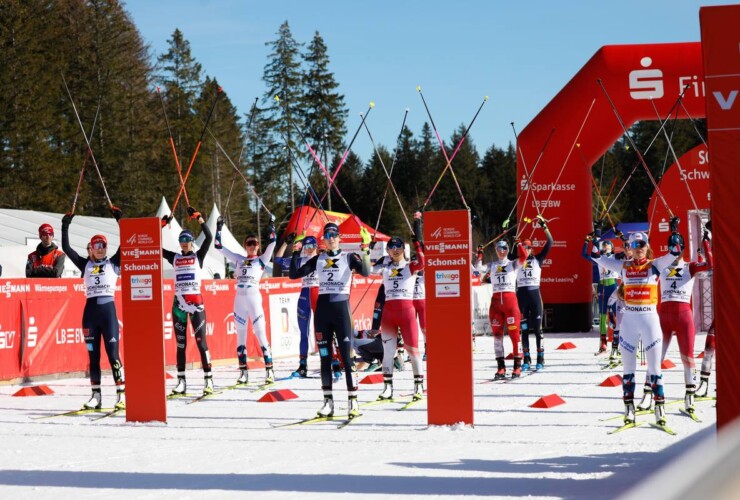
[165,372,175,379]
[530,394,566,408]
[696,352,705,359]
[505,353,514,360]
[661,359,676,369]
[360,373,384,384]
[258,389,298,403]
[13,385,54,397]
[556,342,577,350]
[600,375,623,387]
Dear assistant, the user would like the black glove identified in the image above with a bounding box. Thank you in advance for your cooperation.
[592,220,602,238]
[187,206,201,220]
[369,237,377,250]
[669,216,680,233]
[161,214,173,228]
[216,215,224,231]
[62,213,74,227]
[110,205,123,221]
[705,220,712,232]
[703,229,711,242]
[284,232,296,244]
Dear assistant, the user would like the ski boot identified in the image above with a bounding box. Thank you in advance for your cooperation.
[114,388,126,410]
[636,387,653,411]
[378,378,393,401]
[536,349,545,370]
[521,351,531,372]
[364,361,380,372]
[609,347,620,363]
[317,395,334,418]
[684,385,696,414]
[655,402,667,426]
[236,369,248,385]
[394,348,406,371]
[83,388,102,410]
[291,358,308,378]
[348,395,360,419]
[413,375,424,401]
[493,357,507,381]
[511,356,522,378]
[171,376,187,396]
[265,366,275,384]
[623,401,636,425]
[203,373,214,395]
[696,372,710,398]
[596,338,607,355]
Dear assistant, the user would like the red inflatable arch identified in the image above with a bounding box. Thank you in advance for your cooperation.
[516,42,706,332]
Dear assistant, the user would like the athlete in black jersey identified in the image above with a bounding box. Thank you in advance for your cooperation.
[62,207,125,411]
[290,221,371,419]
[515,215,553,371]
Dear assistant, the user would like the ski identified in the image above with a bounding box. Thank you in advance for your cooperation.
[679,408,702,423]
[90,407,124,421]
[608,421,644,434]
[187,390,224,405]
[600,409,653,422]
[360,398,400,408]
[695,396,716,402]
[650,422,677,435]
[601,360,622,370]
[398,398,424,411]
[337,413,363,429]
[271,415,337,429]
[32,407,113,420]
[167,392,194,400]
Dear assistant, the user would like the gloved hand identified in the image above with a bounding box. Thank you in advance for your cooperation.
[110,206,123,221]
[187,206,201,220]
[293,232,306,252]
[615,229,626,242]
[703,228,711,242]
[268,223,276,243]
[284,232,296,244]
[62,213,74,227]
[669,216,680,233]
[502,219,510,230]
[413,211,422,220]
[535,214,547,229]
[360,226,372,246]
[216,216,224,231]
[161,214,173,228]
[593,220,602,238]
[369,237,377,250]
[705,220,712,232]
[269,213,276,223]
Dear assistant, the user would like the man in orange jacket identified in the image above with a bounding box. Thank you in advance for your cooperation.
[26,223,66,278]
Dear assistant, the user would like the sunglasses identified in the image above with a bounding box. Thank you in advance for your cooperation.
[178,237,193,244]
[245,240,259,247]
[496,246,509,251]
[92,242,106,250]
[324,231,339,239]
[523,245,531,250]
[387,243,403,250]
[630,240,648,249]
[303,244,317,249]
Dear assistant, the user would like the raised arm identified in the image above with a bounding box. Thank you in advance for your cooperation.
[61,214,87,272]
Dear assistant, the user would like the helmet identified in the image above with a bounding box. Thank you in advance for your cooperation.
[495,240,509,250]
[387,236,404,249]
[599,240,613,254]
[628,232,649,249]
[323,222,340,239]
[38,224,54,237]
[303,236,318,247]
[90,234,107,248]
[667,233,685,254]
[521,238,532,248]
[178,230,195,243]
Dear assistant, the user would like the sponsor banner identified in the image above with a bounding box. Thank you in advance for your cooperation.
[424,210,474,425]
[517,42,705,329]
[700,4,740,429]
[268,292,301,358]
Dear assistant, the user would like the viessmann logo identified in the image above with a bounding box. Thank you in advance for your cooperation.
[425,242,468,253]
[122,248,160,259]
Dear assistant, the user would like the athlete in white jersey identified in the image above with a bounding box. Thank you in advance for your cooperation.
[62,208,125,411]
[589,231,677,428]
[215,215,277,385]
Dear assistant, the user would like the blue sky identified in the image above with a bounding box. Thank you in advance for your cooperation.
[123,0,729,163]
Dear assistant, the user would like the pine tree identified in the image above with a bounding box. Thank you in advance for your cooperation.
[262,21,304,213]
[300,31,347,176]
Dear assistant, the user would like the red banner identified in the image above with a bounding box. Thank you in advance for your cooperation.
[700,4,740,430]
[0,276,382,382]
[424,210,474,426]
[518,42,706,331]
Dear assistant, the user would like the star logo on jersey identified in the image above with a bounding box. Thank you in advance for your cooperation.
[323,258,339,269]
[522,261,531,270]
[667,268,683,278]
[389,268,404,278]
[242,259,253,268]
[91,265,104,275]
[495,265,507,273]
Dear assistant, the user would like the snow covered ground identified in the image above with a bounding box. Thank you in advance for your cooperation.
[0,333,717,499]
